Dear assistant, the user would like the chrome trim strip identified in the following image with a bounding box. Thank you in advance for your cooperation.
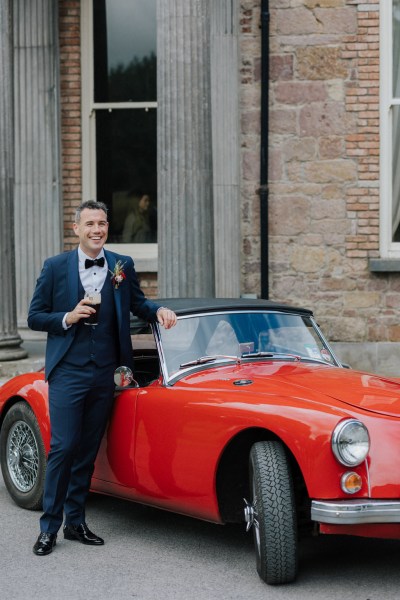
[311,499,400,524]
[310,316,342,367]
[151,322,170,386]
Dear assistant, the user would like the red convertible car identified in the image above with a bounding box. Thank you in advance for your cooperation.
[1,298,400,585]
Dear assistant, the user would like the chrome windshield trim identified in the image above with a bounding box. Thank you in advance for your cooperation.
[311,499,400,525]
[309,316,342,367]
[151,322,170,386]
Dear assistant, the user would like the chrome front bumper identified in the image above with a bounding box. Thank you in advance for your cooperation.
[311,499,400,525]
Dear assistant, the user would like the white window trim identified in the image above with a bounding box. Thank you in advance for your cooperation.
[80,0,158,272]
[380,0,400,258]
[105,243,158,272]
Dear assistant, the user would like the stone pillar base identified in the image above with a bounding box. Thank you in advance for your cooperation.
[0,336,28,361]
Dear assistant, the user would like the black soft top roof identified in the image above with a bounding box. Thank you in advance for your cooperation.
[155,298,313,316]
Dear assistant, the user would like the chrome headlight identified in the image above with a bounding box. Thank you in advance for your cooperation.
[331,419,370,466]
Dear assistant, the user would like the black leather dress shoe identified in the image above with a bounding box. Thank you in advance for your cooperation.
[33,532,57,556]
[63,522,104,545]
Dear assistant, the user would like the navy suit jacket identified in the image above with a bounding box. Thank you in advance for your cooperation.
[28,248,160,380]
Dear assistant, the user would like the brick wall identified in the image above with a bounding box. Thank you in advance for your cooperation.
[239,0,399,345]
[59,0,82,249]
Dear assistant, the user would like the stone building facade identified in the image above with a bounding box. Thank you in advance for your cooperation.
[239,1,398,375]
[3,0,399,375]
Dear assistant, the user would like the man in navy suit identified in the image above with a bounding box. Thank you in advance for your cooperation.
[28,200,176,556]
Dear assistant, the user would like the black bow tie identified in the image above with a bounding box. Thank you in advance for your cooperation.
[85,257,105,269]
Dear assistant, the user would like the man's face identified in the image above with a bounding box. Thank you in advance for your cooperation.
[73,208,109,257]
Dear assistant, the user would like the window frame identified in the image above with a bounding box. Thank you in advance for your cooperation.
[380,0,400,258]
[81,0,158,271]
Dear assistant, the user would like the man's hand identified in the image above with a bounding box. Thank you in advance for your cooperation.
[65,299,96,326]
[156,307,177,329]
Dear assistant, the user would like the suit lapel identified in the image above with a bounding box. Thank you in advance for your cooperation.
[67,249,79,310]
[105,250,122,330]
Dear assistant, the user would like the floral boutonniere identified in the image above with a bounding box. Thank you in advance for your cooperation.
[109,260,126,289]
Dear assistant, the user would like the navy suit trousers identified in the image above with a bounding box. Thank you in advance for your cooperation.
[40,361,115,534]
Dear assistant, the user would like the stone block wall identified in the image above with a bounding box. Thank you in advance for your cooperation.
[239,0,400,369]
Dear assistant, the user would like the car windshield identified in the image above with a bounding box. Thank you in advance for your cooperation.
[158,311,337,379]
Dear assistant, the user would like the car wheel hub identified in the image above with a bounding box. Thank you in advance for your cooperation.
[6,421,39,492]
[244,497,260,543]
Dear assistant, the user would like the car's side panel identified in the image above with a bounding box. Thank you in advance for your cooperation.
[91,377,370,522]
[93,383,224,521]
[93,387,140,486]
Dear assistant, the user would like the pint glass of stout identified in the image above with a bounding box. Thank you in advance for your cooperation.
[84,292,101,326]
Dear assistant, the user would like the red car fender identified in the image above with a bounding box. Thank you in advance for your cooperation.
[0,373,51,452]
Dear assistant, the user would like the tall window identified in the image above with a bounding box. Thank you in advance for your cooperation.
[82,0,157,246]
[381,1,400,256]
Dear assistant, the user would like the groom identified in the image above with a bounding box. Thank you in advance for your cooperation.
[28,200,176,556]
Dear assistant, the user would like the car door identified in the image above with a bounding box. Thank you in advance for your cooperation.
[92,386,142,489]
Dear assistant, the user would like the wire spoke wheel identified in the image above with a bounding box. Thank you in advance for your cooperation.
[6,420,39,492]
[0,402,46,510]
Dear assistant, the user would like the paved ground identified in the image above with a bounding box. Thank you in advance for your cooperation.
[1,470,400,600]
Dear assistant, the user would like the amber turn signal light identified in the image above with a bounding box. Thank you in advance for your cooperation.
[341,471,362,494]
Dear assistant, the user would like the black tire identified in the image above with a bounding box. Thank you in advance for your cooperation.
[0,401,46,510]
[249,440,298,585]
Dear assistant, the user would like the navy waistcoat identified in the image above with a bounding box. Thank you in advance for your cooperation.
[62,273,119,368]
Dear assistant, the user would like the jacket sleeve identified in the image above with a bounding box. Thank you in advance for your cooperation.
[27,259,67,335]
[126,257,160,322]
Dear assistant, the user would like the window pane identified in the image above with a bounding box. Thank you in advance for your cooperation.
[393,105,400,241]
[93,0,156,102]
[95,109,157,243]
[393,3,400,241]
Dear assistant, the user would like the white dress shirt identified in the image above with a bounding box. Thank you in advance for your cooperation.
[77,247,108,294]
[62,248,108,329]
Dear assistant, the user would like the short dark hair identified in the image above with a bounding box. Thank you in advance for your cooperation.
[75,200,108,223]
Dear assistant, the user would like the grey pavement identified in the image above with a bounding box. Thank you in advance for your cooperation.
[1,469,400,599]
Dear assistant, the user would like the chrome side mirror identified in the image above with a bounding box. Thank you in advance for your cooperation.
[114,366,139,388]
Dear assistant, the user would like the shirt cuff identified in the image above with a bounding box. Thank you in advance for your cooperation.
[62,313,72,330]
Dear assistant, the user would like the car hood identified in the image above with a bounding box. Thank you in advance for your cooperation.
[269,363,400,417]
[182,361,400,417]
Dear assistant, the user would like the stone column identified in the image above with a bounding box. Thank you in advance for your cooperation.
[13,0,62,328]
[210,0,241,297]
[0,0,27,360]
[157,0,215,297]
